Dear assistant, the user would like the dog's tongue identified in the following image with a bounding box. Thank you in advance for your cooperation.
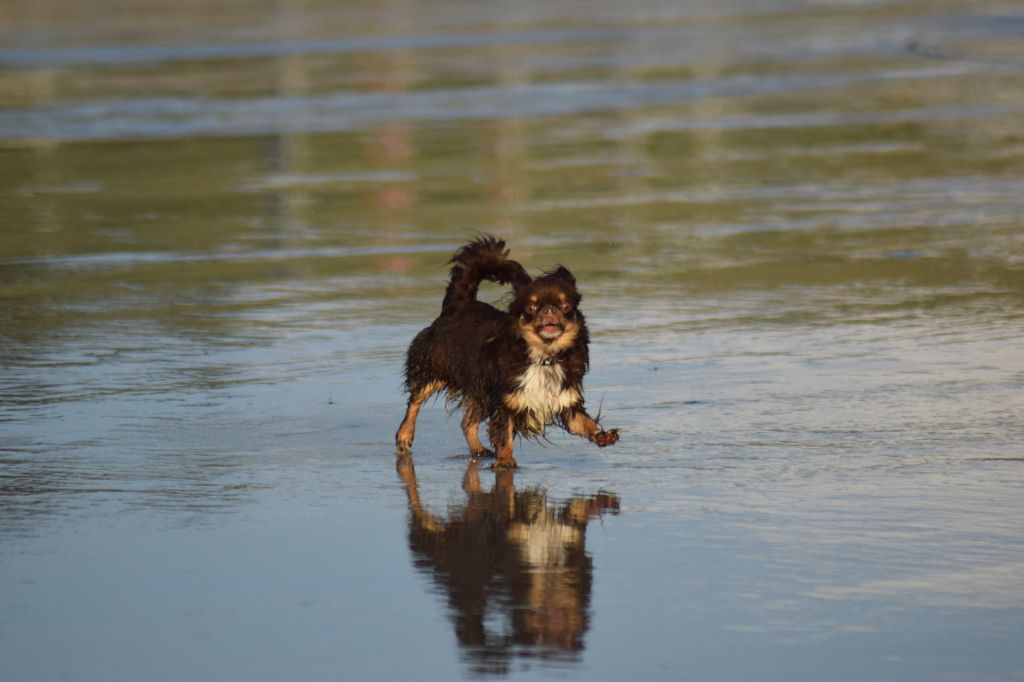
[540,324,562,338]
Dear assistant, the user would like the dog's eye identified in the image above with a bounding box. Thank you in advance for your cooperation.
[526,303,538,314]
[560,301,572,313]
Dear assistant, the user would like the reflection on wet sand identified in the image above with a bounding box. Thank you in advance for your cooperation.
[396,456,619,677]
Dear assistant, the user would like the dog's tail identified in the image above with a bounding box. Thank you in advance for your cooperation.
[442,236,531,309]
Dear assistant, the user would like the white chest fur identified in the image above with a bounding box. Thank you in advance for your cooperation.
[505,363,580,433]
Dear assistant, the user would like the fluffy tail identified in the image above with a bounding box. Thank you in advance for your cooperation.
[442,236,531,309]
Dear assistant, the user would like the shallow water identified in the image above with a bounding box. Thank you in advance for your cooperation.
[2,0,1024,679]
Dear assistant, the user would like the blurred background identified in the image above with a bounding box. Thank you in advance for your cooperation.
[2,0,1023,680]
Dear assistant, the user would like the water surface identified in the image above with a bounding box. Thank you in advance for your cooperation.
[2,0,1023,680]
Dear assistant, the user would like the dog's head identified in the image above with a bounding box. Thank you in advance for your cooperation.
[511,266,583,352]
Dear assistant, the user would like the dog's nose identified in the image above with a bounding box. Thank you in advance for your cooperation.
[539,305,560,321]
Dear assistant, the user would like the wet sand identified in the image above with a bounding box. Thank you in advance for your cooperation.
[2,0,1024,679]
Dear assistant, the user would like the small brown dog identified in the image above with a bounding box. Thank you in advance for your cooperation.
[395,237,618,467]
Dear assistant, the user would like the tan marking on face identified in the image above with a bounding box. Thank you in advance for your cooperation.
[518,318,579,362]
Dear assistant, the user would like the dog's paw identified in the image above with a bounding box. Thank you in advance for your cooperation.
[491,456,518,469]
[592,428,619,447]
[470,448,496,459]
[395,439,413,456]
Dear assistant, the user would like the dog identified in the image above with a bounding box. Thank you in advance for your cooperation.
[395,236,618,468]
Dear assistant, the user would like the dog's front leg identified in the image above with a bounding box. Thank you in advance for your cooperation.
[487,413,518,468]
[562,407,619,447]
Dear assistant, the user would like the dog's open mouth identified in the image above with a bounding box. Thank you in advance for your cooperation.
[538,323,564,340]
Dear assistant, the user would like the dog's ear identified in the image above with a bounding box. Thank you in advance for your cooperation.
[548,266,576,287]
[510,270,532,293]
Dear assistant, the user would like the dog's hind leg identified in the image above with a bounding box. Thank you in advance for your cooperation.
[461,407,494,458]
[395,380,443,455]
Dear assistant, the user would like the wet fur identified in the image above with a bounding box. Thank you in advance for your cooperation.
[396,236,618,467]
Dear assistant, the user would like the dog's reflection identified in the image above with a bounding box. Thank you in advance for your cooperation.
[397,456,619,676]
